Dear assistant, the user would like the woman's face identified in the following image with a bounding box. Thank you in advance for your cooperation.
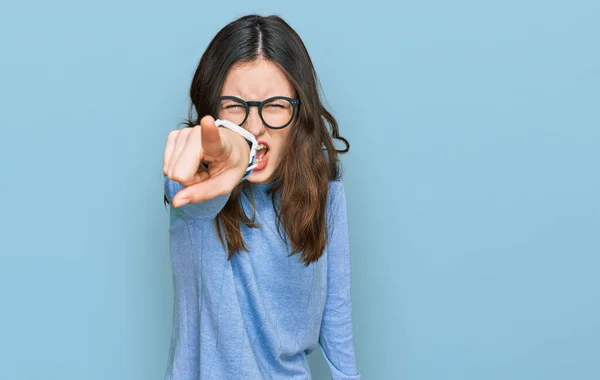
[219,59,295,184]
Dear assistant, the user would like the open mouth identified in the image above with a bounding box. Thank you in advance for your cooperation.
[254,141,270,170]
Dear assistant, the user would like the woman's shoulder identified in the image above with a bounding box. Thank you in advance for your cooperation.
[327,179,347,209]
[327,179,345,195]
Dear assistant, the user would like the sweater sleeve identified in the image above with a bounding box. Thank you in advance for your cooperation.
[163,174,230,220]
[318,182,361,380]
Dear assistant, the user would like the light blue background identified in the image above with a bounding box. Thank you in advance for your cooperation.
[1,1,599,379]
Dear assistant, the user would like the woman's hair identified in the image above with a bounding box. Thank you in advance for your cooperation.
[165,14,349,266]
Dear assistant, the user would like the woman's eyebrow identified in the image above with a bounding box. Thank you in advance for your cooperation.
[221,89,294,100]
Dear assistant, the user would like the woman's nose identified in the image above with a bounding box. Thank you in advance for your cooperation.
[244,108,265,136]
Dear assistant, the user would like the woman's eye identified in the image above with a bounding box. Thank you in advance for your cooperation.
[267,103,284,108]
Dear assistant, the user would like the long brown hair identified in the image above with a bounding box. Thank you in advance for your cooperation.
[165,14,349,266]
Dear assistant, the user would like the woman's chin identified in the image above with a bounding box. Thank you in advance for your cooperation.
[248,165,276,184]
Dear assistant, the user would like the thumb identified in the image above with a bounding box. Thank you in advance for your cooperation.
[200,115,225,157]
[172,169,240,207]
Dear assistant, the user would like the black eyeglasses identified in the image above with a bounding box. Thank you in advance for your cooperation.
[216,95,301,130]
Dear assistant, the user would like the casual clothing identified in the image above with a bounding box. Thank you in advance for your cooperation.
[163,176,360,380]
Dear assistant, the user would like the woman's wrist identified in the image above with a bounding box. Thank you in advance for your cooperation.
[215,119,257,182]
[220,128,250,161]
[219,128,254,183]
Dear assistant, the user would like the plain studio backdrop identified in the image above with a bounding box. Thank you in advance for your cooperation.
[1,1,599,379]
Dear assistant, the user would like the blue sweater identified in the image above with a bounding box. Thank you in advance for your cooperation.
[163,176,361,380]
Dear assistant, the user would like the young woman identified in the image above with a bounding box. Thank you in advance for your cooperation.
[162,14,361,380]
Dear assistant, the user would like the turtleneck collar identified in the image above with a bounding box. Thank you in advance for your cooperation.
[250,181,275,192]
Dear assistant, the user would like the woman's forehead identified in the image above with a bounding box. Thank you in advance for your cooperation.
[221,59,294,99]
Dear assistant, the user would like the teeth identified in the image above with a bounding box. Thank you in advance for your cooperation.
[255,143,268,165]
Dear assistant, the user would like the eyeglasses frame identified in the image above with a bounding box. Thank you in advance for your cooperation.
[216,95,301,130]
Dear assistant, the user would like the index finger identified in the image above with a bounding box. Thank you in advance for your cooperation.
[200,115,225,157]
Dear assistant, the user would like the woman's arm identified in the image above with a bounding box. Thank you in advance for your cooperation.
[319,182,361,380]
